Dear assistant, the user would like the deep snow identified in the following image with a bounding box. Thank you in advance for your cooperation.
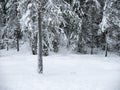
[0,49,120,90]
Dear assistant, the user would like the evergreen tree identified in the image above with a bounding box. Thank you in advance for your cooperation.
[100,0,120,56]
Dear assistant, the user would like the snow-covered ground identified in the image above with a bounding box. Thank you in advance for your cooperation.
[0,49,120,90]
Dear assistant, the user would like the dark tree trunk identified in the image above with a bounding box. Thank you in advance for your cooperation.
[38,10,43,74]
[77,33,82,53]
[117,32,120,55]
[15,0,20,52]
[6,41,9,51]
[17,38,19,51]
[17,30,19,52]
[105,42,108,57]
[67,30,70,49]
[91,35,93,54]
[89,3,94,55]
[105,31,108,57]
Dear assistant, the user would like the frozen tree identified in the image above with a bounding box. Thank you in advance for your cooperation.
[0,0,8,50]
[72,0,102,54]
[0,0,120,57]
[19,0,38,54]
[61,0,82,52]
[43,0,63,53]
[0,0,21,51]
[100,0,120,56]
[35,0,48,73]
[86,0,101,54]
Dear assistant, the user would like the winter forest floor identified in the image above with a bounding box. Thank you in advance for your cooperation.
[0,47,120,90]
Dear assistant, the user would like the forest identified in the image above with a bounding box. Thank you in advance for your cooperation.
[0,0,120,56]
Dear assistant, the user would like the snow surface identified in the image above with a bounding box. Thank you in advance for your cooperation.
[0,49,120,90]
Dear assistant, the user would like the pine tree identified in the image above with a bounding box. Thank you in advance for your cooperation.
[100,0,120,56]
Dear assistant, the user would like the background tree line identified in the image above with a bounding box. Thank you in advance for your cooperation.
[0,0,120,56]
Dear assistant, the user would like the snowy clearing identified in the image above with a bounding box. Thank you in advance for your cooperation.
[0,51,120,90]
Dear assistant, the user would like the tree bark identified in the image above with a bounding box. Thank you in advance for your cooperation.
[89,3,94,55]
[105,42,108,57]
[17,30,19,52]
[91,35,93,54]
[105,31,108,57]
[6,41,9,51]
[38,10,43,74]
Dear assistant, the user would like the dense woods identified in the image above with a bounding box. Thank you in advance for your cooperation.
[0,0,120,56]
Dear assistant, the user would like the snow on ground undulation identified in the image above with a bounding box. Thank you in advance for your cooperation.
[0,51,120,90]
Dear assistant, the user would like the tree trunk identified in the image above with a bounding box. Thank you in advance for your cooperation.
[77,33,82,53]
[17,35,19,52]
[105,42,108,57]
[91,35,93,54]
[6,41,9,51]
[89,2,94,55]
[105,31,108,57]
[17,30,19,52]
[38,10,43,74]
